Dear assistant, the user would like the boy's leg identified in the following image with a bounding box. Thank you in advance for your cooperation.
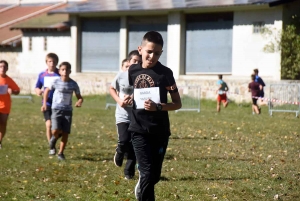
[57,110,72,160]
[0,113,9,147]
[222,95,228,108]
[132,132,168,201]
[217,101,221,112]
[114,123,129,167]
[124,139,136,179]
[43,106,52,142]
[49,109,62,155]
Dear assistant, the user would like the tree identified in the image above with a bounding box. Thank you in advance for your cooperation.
[262,15,300,80]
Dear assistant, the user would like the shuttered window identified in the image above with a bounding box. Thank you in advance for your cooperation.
[128,16,168,66]
[185,13,233,74]
[81,18,120,72]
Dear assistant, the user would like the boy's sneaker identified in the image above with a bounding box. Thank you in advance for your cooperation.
[57,153,65,160]
[49,148,56,155]
[125,175,134,180]
[114,152,124,167]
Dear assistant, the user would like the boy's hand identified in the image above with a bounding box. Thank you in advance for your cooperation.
[75,100,82,107]
[7,88,12,94]
[118,95,132,108]
[38,90,43,96]
[144,99,157,111]
[41,105,47,112]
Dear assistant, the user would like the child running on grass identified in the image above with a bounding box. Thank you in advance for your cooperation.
[0,60,20,149]
[110,50,141,179]
[216,74,229,112]
[41,62,83,160]
[35,53,60,153]
[249,74,262,114]
[128,31,182,200]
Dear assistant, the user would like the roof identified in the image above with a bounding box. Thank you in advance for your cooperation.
[0,2,68,47]
[11,13,69,31]
[50,0,298,14]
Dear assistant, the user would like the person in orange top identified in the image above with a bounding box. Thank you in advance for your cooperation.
[0,60,20,149]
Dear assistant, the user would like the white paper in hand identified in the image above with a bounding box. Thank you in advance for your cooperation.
[134,87,160,109]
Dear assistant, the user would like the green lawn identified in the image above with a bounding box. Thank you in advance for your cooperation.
[0,96,299,201]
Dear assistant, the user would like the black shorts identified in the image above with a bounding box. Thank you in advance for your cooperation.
[252,98,258,105]
[43,105,52,121]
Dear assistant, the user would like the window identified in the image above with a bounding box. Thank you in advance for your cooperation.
[253,22,265,34]
[44,37,47,51]
[29,37,32,51]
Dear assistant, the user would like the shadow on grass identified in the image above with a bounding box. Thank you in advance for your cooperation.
[161,175,251,181]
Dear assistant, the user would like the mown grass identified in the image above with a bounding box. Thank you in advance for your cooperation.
[0,95,299,201]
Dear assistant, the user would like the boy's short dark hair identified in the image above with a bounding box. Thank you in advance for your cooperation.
[46,53,59,64]
[128,50,141,61]
[59,62,71,70]
[251,74,256,80]
[218,74,223,79]
[0,60,8,69]
[253,68,259,74]
[122,58,128,66]
[142,31,164,47]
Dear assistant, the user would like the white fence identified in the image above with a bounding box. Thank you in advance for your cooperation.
[268,84,300,117]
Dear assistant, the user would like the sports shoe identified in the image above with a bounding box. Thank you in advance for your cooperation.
[49,136,57,150]
[114,152,124,167]
[49,148,56,155]
[135,174,141,199]
[125,175,134,180]
[57,153,65,160]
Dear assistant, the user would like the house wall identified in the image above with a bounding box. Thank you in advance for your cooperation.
[18,32,71,74]
[231,7,283,80]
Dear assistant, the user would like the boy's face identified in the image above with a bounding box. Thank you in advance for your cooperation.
[138,41,162,68]
[46,58,57,69]
[59,65,71,76]
[0,63,8,75]
[128,55,141,65]
[121,61,130,71]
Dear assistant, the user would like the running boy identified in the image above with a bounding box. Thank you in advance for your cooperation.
[216,74,229,112]
[253,68,266,106]
[249,74,262,114]
[0,60,20,149]
[110,50,141,180]
[128,31,182,200]
[41,62,83,160]
[35,53,60,152]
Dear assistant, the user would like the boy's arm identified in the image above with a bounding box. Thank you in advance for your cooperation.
[35,88,43,96]
[109,86,131,107]
[144,92,181,111]
[35,75,43,96]
[41,88,50,111]
[75,93,83,107]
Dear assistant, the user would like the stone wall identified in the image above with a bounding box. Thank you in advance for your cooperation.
[11,73,300,104]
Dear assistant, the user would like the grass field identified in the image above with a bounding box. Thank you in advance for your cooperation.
[0,96,299,201]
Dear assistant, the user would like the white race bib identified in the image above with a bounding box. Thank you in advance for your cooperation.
[134,87,160,109]
[44,77,59,88]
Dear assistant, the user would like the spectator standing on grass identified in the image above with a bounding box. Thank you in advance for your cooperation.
[35,53,60,153]
[249,74,262,115]
[0,60,20,149]
[253,68,266,106]
[216,74,229,112]
[41,62,83,160]
[128,31,182,201]
[110,51,141,180]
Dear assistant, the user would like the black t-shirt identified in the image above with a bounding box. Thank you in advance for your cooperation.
[128,62,178,135]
